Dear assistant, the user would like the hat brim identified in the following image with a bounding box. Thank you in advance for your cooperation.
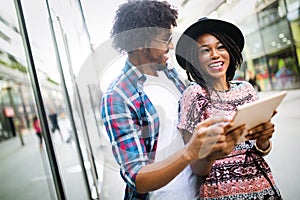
[175,18,244,69]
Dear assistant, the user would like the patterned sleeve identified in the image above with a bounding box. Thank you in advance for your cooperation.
[101,90,150,190]
[177,84,209,134]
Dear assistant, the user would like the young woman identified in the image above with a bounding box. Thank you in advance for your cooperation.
[175,17,282,199]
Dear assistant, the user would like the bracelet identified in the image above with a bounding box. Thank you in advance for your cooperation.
[254,140,272,155]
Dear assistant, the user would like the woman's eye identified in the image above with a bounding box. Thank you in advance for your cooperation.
[199,48,209,53]
[218,45,226,49]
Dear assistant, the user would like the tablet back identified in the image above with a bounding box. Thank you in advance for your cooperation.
[229,91,287,143]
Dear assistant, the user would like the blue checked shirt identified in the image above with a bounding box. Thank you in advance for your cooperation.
[101,60,186,199]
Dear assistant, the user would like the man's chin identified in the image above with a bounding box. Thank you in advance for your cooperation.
[156,64,167,71]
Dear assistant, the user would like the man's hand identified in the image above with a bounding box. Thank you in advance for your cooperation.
[184,117,244,161]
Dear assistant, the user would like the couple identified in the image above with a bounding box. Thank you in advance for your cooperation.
[100,0,282,199]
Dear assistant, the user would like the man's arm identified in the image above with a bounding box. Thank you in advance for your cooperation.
[136,117,241,193]
[102,90,241,193]
[179,122,245,177]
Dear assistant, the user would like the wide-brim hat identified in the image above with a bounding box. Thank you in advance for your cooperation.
[175,17,244,69]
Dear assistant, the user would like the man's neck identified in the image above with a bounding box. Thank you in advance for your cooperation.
[128,52,159,76]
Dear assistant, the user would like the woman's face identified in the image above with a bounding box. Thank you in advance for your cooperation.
[196,33,230,82]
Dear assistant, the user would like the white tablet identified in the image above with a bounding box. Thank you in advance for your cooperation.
[228,91,287,144]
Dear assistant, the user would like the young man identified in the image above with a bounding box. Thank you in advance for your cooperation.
[100,1,242,199]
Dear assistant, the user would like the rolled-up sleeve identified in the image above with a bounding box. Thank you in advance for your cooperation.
[101,89,152,190]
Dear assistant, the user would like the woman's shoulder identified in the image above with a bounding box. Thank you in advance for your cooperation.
[230,80,252,87]
[230,80,258,99]
[230,80,256,91]
[183,82,207,97]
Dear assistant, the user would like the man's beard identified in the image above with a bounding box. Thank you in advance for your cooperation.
[145,48,168,71]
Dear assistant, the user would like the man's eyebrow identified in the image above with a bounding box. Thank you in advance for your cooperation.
[162,31,172,37]
[163,30,172,37]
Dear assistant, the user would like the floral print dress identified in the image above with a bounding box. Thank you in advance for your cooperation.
[178,81,282,200]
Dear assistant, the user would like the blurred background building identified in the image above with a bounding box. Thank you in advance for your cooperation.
[178,0,300,91]
[0,3,63,141]
[0,0,299,200]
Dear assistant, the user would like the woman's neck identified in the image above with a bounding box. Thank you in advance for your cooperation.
[213,79,229,91]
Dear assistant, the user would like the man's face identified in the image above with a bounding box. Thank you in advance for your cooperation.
[144,30,174,69]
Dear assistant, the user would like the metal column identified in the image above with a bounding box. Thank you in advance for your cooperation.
[13,0,66,199]
[43,0,94,199]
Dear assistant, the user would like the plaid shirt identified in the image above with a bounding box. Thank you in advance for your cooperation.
[101,60,186,199]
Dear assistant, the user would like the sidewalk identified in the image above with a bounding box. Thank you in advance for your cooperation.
[0,128,89,200]
[0,131,53,200]
[260,89,300,200]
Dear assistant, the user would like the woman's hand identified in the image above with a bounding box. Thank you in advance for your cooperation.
[246,120,275,151]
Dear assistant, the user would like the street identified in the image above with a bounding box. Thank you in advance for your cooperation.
[260,89,300,199]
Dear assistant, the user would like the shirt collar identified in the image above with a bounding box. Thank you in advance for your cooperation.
[124,59,146,85]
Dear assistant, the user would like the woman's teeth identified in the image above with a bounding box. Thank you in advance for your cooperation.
[209,62,223,68]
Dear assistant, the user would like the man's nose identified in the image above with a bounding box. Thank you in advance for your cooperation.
[168,40,174,50]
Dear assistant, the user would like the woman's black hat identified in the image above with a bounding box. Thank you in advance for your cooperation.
[175,17,244,69]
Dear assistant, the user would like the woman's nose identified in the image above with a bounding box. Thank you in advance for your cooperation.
[211,49,220,58]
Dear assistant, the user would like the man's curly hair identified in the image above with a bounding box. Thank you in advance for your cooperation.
[111,0,178,53]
